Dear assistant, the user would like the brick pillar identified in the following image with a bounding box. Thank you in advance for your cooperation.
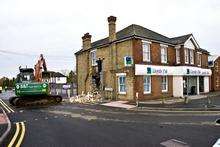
[107,16,117,99]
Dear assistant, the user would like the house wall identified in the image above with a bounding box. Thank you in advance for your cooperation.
[76,39,134,99]
[211,57,220,91]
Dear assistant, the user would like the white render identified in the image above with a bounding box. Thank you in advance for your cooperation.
[173,76,184,98]
[135,64,212,76]
[204,76,210,93]
[55,77,67,84]
[184,39,195,49]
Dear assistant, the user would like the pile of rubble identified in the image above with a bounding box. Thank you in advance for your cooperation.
[69,91,103,104]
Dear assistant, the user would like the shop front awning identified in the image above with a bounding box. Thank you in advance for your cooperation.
[135,64,212,76]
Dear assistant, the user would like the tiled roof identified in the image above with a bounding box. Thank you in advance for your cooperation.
[76,24,208,54]
[170,34,192,44]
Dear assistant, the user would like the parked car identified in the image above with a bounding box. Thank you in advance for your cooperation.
[0,86,2,93]
[213,138,220,147]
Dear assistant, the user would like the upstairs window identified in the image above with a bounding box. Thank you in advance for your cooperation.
[184,49,189,64]
[176,48,180,64]
[161,47,167,63]
[142,41,151,62]
[90,50,97,66]
[197,53,201,66]
[189,49,194,64]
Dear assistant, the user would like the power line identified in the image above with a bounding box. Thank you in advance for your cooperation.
[0,49,74,59]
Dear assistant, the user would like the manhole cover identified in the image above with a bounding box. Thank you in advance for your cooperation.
[160,139,189,147]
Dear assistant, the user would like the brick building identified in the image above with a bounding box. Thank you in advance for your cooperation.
[209,55,220,91]
[75,16,212,100]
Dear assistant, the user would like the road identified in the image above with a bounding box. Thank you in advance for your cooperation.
[0,91,220,147]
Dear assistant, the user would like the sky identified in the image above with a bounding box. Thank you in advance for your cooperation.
[0,0,219,78]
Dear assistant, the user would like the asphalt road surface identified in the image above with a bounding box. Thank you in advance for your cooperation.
[0,91,220,147]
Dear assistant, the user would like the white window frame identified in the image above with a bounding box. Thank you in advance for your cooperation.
[117,74,126,94]
[184,49,189,64]
[90,50,97,66]
[175,46,180,64]
[189,49,194,64]
[144,76,151,94]
[161,76,168,92]
[142,40,151,62]
[197,52,202,66]
[161,46,167,63]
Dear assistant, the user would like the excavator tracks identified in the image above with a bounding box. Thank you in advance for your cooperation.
[9,95,62,107]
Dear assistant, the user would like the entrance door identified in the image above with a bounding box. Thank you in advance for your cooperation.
[199,76,204,92]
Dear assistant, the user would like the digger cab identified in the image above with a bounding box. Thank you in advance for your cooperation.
[16,68,35,83]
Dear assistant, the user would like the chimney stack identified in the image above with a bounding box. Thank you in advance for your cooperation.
[107,16,117,42]
[82,33,92,50]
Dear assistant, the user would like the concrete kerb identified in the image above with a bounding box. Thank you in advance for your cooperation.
[0,107,11,145]
[132,106,220,112]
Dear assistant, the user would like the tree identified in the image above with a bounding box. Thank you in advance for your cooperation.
[67,71,77,84]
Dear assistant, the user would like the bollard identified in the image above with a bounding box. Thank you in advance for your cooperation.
[67,89,70,98]
[136,92,139,107]
[162,96,165,105]
[184,96,188,104]
[207,96,211,105]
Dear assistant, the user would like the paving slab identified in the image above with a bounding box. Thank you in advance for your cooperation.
[101,101,136,109]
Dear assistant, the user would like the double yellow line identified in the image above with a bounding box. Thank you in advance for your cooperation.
[0,99,14,113]
[8,122,26,147]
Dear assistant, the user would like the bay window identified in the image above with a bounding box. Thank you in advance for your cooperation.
[176,49,180,64]
[197,52,201,66]
[189,49,194,64]
[184,49,189,64]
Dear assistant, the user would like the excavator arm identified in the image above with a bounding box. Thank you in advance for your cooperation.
[34,54,47,82]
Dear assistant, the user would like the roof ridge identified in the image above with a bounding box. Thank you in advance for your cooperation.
[170,33,192,39]
[132,24,170,39]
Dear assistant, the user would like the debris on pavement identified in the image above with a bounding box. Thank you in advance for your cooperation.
[69,91,103,104]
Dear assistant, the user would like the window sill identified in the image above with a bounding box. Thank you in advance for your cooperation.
[143,60,151,63]
[118,92,126,95]
[162,90,168,93]
[144,92,151,95]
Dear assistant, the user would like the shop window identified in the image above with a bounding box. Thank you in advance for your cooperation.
[161,76,168,92]
[90,50,97,66]
[144,76,151,94]
[176,49,180,64]
[118,75,126,94]
[161,47,167,63]
[142,41,151,62]
[189,49,194,64]
[184,49,189,64]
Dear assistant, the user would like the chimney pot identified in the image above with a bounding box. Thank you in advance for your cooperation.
[107,16,117,23]
[82,33,92,50]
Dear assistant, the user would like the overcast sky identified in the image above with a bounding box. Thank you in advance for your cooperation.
[0,0,219,78]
